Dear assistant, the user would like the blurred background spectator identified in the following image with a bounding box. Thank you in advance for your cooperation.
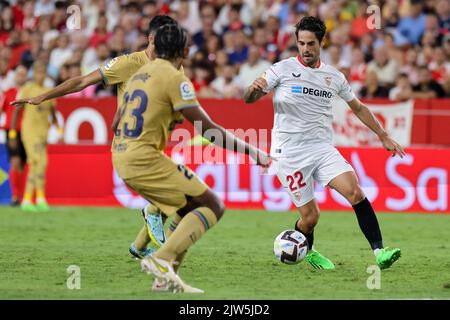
[389,73,413,101]
[359,70,390,99]
[0,0,448,99]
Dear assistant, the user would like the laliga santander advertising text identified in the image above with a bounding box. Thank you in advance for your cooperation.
[44,144,449,213]
[17,97,448,213]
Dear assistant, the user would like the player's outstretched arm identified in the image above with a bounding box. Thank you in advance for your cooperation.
[181,105,271,167]
[243,77,268,104]
[11,70,103,107]
[347,98,406,158]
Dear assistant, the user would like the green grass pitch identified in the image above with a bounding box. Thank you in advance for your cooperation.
[0,207,449,300]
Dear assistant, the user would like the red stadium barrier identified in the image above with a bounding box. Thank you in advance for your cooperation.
[45,145,450,213]
[54,97,450,146]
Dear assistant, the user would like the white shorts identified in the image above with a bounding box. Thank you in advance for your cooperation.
[273,144,354,207]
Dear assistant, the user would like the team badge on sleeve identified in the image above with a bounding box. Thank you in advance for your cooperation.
[104,57,118,70]
[180,81,195,100]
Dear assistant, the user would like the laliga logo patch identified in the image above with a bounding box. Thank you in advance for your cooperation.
[104,57,118,70]
[180,81,195,100]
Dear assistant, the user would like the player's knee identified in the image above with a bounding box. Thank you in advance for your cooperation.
[194,190,225,221]
[348,187,365,206]
[209,195,225,221]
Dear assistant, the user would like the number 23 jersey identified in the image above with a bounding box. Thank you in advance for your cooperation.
[112,58,199,164]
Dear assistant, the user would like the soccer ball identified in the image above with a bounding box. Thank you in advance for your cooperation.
[273,230,308,264]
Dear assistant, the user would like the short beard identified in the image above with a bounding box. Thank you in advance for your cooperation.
[303,55,319,67]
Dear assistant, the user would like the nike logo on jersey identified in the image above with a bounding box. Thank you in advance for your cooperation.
[292,73,301,78]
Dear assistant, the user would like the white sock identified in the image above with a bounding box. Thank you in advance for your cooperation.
[373,248,381,257]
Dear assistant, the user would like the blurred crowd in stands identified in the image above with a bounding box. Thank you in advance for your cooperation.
[0,0,449,100]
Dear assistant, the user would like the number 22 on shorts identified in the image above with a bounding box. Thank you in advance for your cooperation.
[286,170,306,193]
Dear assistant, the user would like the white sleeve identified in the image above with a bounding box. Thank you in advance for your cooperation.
[261,63,281,93]
[338,73,356,102]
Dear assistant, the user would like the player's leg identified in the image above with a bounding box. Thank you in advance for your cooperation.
[295,199,335,270]
[129,225,153,259]
[130,204,170,259]
[6,131,26,206]
[21,140,37,212]
[34,142,49,211]
[16,133,27,203]
[115,153,215,292]
[152,188,223,265]
[142,188,224,293]
[273,158,334,269]
[8,155,23,206]
[165,213,185,272]
[327,167,401,269]
[21,161,37,211]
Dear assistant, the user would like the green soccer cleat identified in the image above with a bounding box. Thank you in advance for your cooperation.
[21,202,38,212]
[36,199,50,212]
[376,247,401,270]
[306,249,335,270]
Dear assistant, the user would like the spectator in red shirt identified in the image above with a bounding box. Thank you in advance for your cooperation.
[351,2,372,40]
[430,47,450,86]
[191,61,215,98]
[89,14,112,48]
[7,29,30,71]
[0,64,28,206]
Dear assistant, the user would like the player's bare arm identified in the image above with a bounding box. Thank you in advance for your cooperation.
[10,70,103,107]
[181,105,271,167]
[243,77,268,103]
[347,98,406,158]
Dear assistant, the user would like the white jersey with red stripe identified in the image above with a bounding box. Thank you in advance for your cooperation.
[262,56,355,158]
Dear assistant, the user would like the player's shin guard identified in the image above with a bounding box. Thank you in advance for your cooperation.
[295,219,314,250]
[352,197,383,250]
[154,207,218,263]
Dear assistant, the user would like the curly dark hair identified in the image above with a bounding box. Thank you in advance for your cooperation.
[295,16,327,43]
[154,24,188,60]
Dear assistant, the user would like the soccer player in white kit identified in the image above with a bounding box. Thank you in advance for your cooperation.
[244,16,405,270]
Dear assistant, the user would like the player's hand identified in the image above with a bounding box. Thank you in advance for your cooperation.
[380,134,406,158]
[250,149,272,168]
[11,96,43,107]
[56,127,64,143]
[250,77,268,93]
